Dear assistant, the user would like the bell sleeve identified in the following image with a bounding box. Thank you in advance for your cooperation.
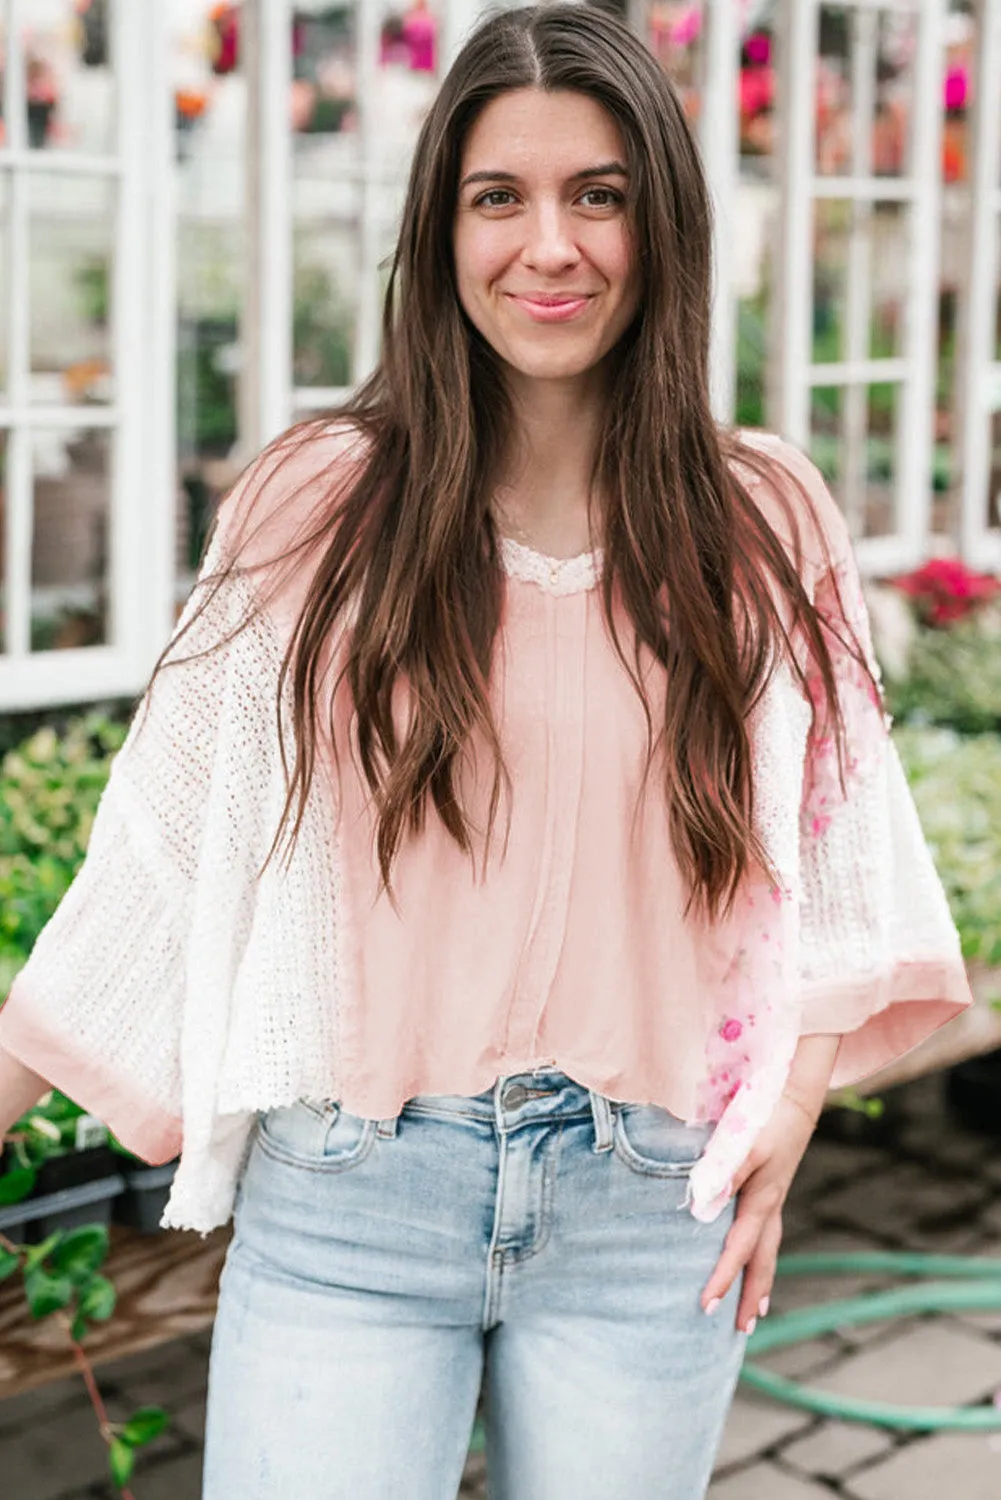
[796,532,973,1087]
[0,523,259,1163]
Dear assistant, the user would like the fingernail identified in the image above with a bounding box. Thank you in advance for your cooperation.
[704,1297,721,1316]
[758,1296,770,1318]
[744,1316,758,1336]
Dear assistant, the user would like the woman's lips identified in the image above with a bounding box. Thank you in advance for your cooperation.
[505,294,593,323]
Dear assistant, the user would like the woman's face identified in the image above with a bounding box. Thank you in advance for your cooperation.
[453,88,642,393]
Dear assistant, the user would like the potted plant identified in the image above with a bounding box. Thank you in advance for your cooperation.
[0,1091,125,1243]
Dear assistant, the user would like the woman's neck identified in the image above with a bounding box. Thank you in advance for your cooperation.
[493,374,606,559]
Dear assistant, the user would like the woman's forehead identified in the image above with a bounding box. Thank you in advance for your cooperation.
[458,88,629,179]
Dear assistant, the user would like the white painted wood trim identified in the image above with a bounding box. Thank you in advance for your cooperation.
[895,0,944,562]
[957,0,1001,561]
[257,0,293,447]
[702,0,740,423]
[774,0,819,449]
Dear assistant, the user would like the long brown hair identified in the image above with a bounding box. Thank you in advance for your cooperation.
[169,4,865,919]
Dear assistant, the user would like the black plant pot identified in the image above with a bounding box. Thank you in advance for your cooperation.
[946,1048,1001,1135]
[112,1161,178,1234]
[33,1144,121,1198]
[0,1173,125,1244]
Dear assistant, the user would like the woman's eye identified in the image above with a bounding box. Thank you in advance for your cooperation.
[475,189,517,209]
[579,187,622,209]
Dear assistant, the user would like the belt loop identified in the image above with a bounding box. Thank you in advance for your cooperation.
[589,1091,614,1153]
[376,1115,399,1139]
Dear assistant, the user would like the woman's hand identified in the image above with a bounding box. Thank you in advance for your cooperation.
[701,1033,842,1334]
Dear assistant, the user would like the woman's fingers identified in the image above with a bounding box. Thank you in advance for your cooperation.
[736,1210,783,1334]
[701,1195,768,1313]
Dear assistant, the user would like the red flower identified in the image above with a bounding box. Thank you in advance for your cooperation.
[891,557,1000,627]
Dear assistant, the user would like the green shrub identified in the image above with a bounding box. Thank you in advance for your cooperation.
[884,616,1001,735]
[0,714,126,989]
[893,726,1001,966]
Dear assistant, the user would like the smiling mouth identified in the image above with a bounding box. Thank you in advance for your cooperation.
[507,293,594,306]
[505,293,594,323]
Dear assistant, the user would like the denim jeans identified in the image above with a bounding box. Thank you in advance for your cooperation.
[203,1068,744,1499]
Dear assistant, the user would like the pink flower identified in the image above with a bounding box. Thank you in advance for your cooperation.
[891,557,1000,627]
[720,1018,744,1043]
[811,814,832,838]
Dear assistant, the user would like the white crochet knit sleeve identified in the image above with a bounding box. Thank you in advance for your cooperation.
[796,547,969,1085]
[0,525,269,1158]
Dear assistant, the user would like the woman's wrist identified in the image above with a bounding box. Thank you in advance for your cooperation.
[781,1033,841,1125]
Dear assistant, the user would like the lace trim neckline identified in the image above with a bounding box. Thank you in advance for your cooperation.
[498,535,603,596]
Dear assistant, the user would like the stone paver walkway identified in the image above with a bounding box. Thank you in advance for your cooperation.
[4,1072,1001,1498]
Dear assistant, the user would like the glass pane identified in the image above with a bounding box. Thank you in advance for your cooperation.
[816,5,854,177]
[942,7,974,185]
[28,175,114,405]
[870,201,908,359]
[809,384,843,498]
[0,428,7,653]
[808,381,902,538]
[735,191,776,429]
[873,9,918,179]
[644,2,705,128]
[0,173,8,397]
[864,379,900,538]
[813,200,850,365]
[739,23,776,169]
[0,1,7,147]
[24,0,116,154]
[170,0,247,591]
[176,220,243,581]
[30,427,110,651]
[293,221,357,389]
[813,199,908,365]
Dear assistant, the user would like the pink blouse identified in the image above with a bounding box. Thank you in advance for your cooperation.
[331,536,734,1124]
[0,428,973,1227]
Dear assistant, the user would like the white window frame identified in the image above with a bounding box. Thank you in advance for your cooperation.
[956,0,1001,568]
[0,0,175,710]
[772,0,945,575]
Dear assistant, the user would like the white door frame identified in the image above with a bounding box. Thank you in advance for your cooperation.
[772,0,945,575]
[0,0,174,709]
[956,0,1001,568]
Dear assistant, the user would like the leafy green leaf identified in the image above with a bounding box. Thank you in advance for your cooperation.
[108,1436,135,1489]
[76,1274,116,1323]
[120,1405,170,1447]
[23,1267,74,1319]
[0,1165,37,1204]
[50,1225,109,1281]
[0,1246,21,1280]
[22,1232,62,1272]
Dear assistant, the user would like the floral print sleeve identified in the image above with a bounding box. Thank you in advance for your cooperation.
[801,547,891,840]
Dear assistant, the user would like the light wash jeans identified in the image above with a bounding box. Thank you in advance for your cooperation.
[203,1068,744,1499]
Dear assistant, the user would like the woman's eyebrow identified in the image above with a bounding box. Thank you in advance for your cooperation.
[458,160,629,191]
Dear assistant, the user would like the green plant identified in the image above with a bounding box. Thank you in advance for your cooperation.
[74,257,110,328]
[884,614,1001,735]
[0,713,126,984]
[293,262,353,387]
[0,1090,103,1204]
[0,1225,168,1495]
[894,725,1001,965]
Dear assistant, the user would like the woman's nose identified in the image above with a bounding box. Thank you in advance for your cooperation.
[521,202,580,273]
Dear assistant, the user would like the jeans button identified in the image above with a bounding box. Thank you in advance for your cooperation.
[502,1083,529,1110]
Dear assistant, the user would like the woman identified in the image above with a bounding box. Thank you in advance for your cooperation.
[0,8,971,1497]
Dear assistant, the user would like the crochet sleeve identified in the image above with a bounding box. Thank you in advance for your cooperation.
[796,534,972,1086]
[0,518,265,1163]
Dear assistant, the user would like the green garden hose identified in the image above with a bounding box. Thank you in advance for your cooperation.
[740,1252,1001,1430]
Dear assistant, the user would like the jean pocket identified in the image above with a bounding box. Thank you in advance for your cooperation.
[256,1099,377,1173]
[612,1103,712,1177]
